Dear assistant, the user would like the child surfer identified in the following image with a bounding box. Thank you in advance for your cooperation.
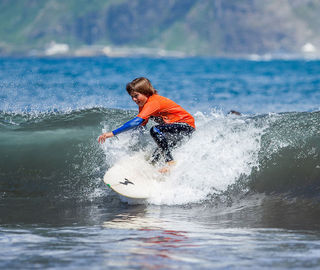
[98,77,195,173]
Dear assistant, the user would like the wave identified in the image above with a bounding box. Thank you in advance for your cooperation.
[248,111,320,195]
[1,108,319,204]
[0,108,135,200]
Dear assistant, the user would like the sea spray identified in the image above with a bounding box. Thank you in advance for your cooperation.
[147,111,265,205]
[101,110,266,205]
[102,110,320,205]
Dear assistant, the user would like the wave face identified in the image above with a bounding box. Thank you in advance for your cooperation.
[248,111,320,195]
[1,108,319,204]
[0,108,131,200]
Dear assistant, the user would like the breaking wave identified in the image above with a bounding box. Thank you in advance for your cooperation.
[1,108,319,205]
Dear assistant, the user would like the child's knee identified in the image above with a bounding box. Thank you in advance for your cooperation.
[150,126,161,138]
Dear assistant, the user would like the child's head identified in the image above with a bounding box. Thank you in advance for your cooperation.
[126,77,157,97]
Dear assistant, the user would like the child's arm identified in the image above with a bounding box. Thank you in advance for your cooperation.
[112,117,144,135]
[98,117,144,144]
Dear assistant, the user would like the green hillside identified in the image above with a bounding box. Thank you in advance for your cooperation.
[0,0,320,56]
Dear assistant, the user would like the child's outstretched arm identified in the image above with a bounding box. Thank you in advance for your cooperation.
[98,116,144,144]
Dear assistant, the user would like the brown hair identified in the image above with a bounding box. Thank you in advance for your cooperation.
[126,77,157,97]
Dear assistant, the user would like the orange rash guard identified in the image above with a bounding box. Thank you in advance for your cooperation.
[137,94,195,129]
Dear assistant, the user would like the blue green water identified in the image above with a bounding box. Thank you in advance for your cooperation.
[0,57,320,269]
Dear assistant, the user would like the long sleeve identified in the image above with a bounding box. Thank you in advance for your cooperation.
[112,117,144,136]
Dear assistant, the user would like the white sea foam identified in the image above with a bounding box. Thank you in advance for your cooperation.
[102,111,266,205]
[148,111,265,205]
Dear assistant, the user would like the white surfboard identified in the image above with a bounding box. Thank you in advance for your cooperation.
[103,154,164,199]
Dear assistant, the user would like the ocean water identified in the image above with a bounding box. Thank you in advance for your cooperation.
[0,57,320,269]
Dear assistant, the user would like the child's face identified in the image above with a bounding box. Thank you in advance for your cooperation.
[130,91,148,107]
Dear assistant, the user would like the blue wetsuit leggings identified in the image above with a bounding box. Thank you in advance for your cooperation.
[150,123,195,163]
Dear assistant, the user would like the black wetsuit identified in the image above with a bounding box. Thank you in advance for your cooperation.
[150,123,195,163]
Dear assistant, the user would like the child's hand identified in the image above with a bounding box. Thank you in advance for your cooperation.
[98,132,114,144]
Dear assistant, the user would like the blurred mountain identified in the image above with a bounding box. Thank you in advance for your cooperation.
[1,0,320,56]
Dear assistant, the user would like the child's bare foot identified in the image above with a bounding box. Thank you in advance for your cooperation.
[159,160,176,174]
